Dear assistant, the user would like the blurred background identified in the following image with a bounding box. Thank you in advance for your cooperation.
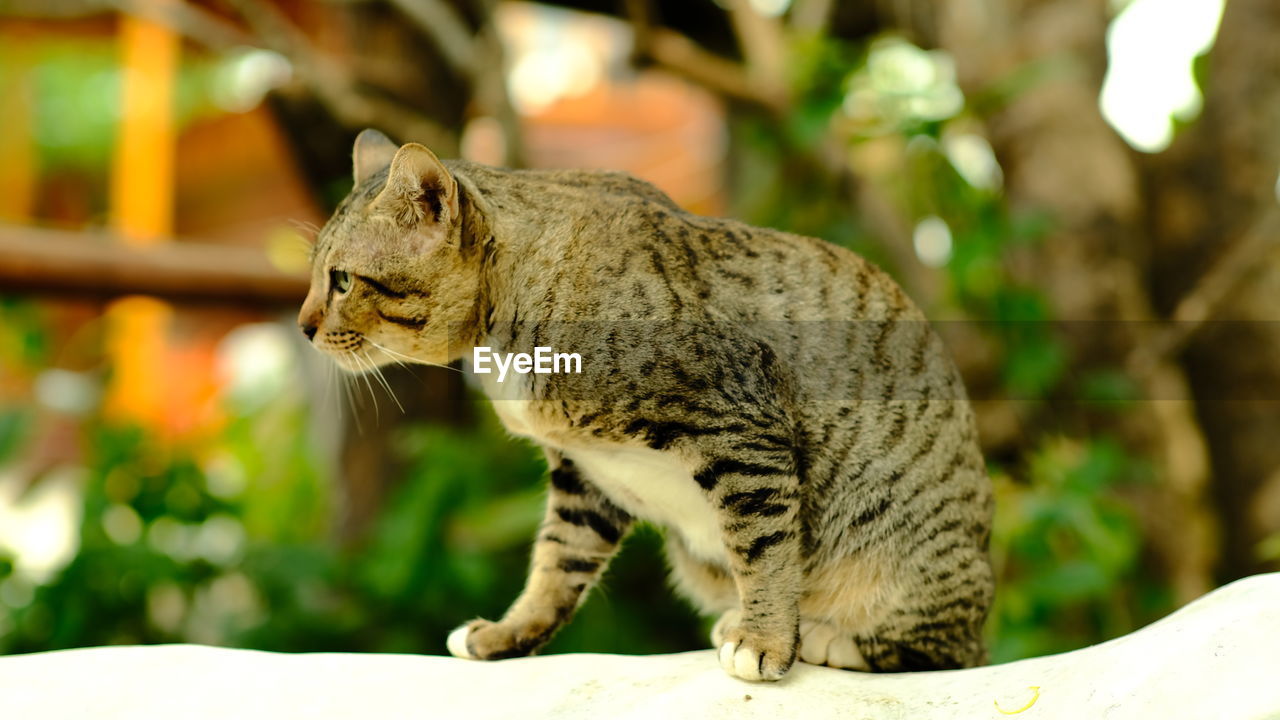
[0,0,1277,664]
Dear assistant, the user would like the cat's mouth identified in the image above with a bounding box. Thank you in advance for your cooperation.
[314,330,373,372]
[319,334,406,374]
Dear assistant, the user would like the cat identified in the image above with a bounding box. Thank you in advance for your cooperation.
[298,128,994,681]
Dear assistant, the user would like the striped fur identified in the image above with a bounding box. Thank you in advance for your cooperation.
[301,133,994,681]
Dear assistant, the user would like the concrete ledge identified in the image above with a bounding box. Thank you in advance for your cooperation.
[3,573,1278,720]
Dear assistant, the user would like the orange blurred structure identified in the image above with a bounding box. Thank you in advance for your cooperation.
[524,74,726,216]
[104,9,179,430]
[0,31,36,223]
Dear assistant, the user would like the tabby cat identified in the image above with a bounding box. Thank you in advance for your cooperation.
[298,129,994,681]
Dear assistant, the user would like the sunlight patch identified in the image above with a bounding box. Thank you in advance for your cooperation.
[1100,0,1225,152]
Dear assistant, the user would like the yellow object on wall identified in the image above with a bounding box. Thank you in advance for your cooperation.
[104,8,179,428]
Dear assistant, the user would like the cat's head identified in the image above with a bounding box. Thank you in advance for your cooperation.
[298,129,483,371]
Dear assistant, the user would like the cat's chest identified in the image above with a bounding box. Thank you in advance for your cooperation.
[476,371,726,563]
[566,445,727,565]
[479,370,540,436]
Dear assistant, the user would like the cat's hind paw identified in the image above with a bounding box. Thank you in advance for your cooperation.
[797,619,870,670]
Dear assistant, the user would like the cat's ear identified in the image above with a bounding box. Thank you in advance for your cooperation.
[352,128,398,185]
[371,143,459,228]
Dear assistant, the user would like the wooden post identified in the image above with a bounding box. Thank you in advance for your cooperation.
[0,31,36,223]
[104,5,180,428]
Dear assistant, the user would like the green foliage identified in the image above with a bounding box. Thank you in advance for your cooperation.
[0,410,30,466]
[736,30,1179,663]
[0,297,49,369]
[0,375,702,656]
[3,422,233,651]
[987,437,1164,662]
[5,40,259,177]
[0,25,1188,666]
[0,299,45,465]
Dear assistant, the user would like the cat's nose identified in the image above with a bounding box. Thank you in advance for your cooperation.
[300,323,317,341]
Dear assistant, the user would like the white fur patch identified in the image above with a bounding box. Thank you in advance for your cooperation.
[567,445,727,565]
[477,366,537,437]
[474,357,727,565]
[446,625,475,660]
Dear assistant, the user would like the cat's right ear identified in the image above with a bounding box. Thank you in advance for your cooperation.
[371,143,459,230]
[352,128,398,185]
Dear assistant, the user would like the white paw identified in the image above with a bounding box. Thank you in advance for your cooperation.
[798,620,868,670]
[718,638,790,682]
[447,624,475,659]
[719,640,758,681]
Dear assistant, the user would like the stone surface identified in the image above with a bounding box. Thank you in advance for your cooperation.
[2,573,1278,719]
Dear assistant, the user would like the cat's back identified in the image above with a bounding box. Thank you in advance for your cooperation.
[462,163,905,323]
[459,162,944,397]
[522,170,977,466]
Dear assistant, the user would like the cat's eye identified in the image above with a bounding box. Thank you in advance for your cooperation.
[330,269,353,294]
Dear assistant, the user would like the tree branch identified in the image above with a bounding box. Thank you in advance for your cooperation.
[623,0,785,112]
[473,13,525,166]
[222,0,458,154]
[622,0,782,113]
[390,0,525,166]
[386,0,477,77]
[722,0,788,108]
[1129,206,1280,376]
[102,0,255,50]
[789,0,835,34]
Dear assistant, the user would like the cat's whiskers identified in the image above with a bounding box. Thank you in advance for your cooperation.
[362,348,406,413]
[346,350,381,424]
[366,339,464,375]
[367,341,410,371]
[338,366,362,434]
[288,218,322,241]
[318,354,334,415]
[330,359,350,429]
[330,356,345,422]
[363,342,439,393]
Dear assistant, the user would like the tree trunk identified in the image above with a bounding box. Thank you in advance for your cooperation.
[265,0,476,545]
[911,0,1216,600]
[1142,0,1280,582]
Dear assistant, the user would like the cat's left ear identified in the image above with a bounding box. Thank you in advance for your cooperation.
[352,128,398,185]
[372,143,459,229]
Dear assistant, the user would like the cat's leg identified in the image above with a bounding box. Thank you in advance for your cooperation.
[853,493,994,671]
[447,451,631,660]
[666,534,811,667]
[694,443,804,682]
[610,332,803,680]
[663,533,738,617]
[663,533,747,650]
[852,622,986,671]
[854,583,992,669]
[790,566,987,671]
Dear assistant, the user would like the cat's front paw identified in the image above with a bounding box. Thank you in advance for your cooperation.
[446,618,550,661]
[717,623,797,682]
[446,619,486,660]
